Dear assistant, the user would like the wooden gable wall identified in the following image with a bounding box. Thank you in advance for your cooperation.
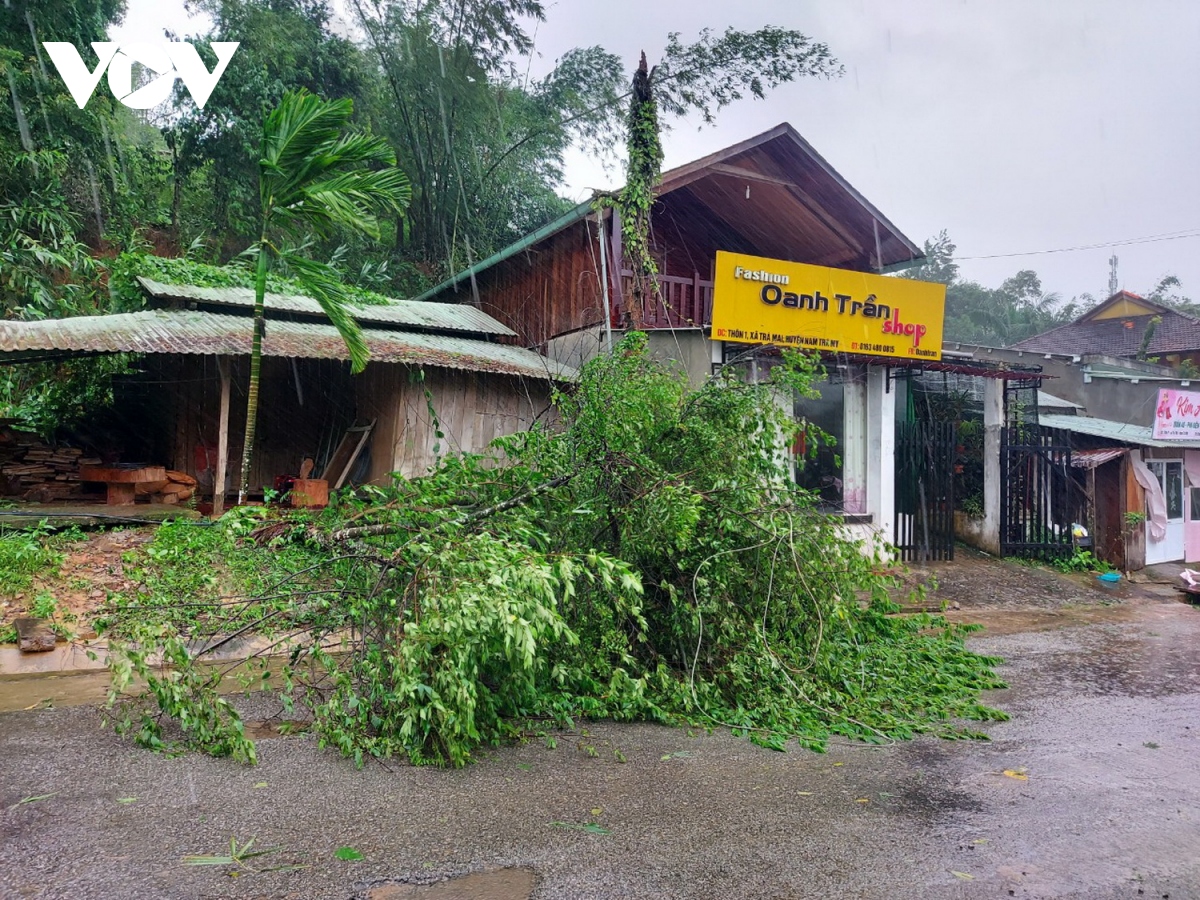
[438,220,607,349]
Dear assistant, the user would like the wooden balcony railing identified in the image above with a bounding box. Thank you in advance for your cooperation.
[617,270,714,329]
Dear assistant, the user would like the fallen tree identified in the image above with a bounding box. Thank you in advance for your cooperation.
[104,334,1005,766]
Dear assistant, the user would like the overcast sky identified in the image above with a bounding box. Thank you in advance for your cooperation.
[112,0,1200,303]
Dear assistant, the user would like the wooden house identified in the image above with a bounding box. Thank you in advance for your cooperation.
[0,278,574,509]
[412,122,925,364]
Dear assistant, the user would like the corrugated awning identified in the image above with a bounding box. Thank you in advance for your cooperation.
[1040,413,1200,448]
[1071,448,1127,468]
[0,310,576,381]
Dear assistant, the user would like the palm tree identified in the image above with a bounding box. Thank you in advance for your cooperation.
[237,90,411,504]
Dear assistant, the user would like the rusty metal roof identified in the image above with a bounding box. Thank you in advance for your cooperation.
[138,277,516,338]
[0,310,575,381]
[1071,448,1128,468]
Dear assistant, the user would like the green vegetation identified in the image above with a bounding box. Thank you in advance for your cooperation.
[902,231,1087,347]
[101,336,1007,767]
[96,514,340,635]
[1050,548,1115,575]
[4,0,848,301]
[0,523,68,596]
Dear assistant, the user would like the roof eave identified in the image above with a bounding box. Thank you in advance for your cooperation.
[410,200,597,304]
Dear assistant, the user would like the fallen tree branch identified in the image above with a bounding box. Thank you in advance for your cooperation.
[327,475,573,545]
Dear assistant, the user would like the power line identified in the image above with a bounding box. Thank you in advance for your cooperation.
[956,228,1200,261]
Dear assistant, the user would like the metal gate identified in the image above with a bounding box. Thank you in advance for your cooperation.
[1000,425,1074,558]
[894,420,956,562]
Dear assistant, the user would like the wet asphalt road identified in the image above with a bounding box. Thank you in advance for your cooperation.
[2,581,1199,898]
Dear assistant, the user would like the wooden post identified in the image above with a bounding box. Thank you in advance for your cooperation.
[213,356,232,517]
[609,207,623,326]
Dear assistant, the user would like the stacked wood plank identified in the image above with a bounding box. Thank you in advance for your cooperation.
[0,426,100,501]
[134,470,198,504]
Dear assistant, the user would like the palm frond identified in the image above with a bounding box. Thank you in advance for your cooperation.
[261,91,411,243]
[261,91,353,173]
[325,132,398,168]
[278,250,371,374]
[276,169,412,239]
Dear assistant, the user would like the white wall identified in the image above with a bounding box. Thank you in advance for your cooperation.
[844,364,897,558]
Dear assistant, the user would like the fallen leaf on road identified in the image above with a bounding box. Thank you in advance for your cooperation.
[253,782,268,789]
[9,792,57,809]
[590,807,603,816]
[952,871,974,880]
[1002,769,1028,781]
[117,797,137,804]
[334,846,364,861]
[549,821,611,835]
[855,798,870,803]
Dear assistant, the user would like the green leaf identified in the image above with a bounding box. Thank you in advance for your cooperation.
[548,821,611,835]
[334,846,364,861]
[10,792,57,808]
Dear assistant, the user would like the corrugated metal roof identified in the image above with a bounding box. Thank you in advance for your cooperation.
[1038,390,1084,411]
[138,277,516,338]
[0,310,576,381]
[1040,414,1200,448]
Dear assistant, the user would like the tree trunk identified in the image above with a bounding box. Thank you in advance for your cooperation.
[238,242,270,504]
[622,52,662,332]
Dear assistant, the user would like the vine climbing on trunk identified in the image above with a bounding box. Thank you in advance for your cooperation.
[618,52,665,331]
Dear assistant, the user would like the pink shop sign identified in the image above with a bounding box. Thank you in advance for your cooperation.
[1153,389,1200,440]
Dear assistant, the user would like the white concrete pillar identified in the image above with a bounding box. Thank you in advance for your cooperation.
[843,366,868,515]
[982,378,1004,555]
[866,365,896,552]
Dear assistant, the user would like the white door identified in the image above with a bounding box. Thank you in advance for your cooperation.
[1146,460,1186,564]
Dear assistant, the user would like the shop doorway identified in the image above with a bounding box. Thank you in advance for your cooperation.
[1145,459,1185,564]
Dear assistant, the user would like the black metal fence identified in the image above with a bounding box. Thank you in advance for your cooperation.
[894,420,957,562]
[1000,425,1075,558]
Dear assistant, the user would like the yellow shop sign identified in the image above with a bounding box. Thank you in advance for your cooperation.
[711,252,946,361]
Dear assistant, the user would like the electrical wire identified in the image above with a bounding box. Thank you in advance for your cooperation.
[955,228,1200,261]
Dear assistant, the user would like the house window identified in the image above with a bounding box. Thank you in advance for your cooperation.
[794,366,869,515]
[1190,487,1200,522]
[1147,459,1185,521]
[795,379,843,509]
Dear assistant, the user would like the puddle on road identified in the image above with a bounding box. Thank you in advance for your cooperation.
[1044,627,1200,698]
[0,653,294,714]
[364,868,536,900]
[0,670,115,712]
[943,601,1143,635]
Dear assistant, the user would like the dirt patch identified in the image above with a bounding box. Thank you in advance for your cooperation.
[1,529,152,636]
[943,601,1143,635]
[899,545,1125,611]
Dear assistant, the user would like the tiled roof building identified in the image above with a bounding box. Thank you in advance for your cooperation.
[1013,291,1200,365]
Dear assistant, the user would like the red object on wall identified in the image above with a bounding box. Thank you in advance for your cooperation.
[195,445,216,473]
